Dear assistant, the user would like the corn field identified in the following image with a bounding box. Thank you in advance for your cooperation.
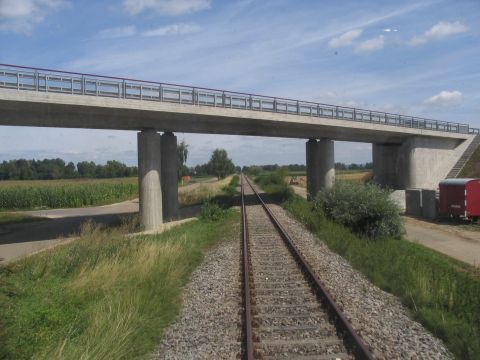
[0,178,138,210]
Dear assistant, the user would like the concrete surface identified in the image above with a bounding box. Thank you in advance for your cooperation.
[318,139,335,189]
[306,139,320,200]
[161,132,179,221]
[372,135,475,189]
[138,129,163,230]
[0,88,472,143]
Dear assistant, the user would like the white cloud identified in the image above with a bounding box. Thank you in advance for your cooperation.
[424,90,463,105]
[328,29,363,48]
[123,0,211,16]
[97,25,137,39]
[0,0,66,34]
[408,21,468,46]
[355,35,385,52]
[142,23,201,37]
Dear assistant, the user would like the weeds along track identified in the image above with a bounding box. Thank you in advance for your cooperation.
[241,175,374,360]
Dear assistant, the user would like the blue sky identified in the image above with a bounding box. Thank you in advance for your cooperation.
[0,0,479,166]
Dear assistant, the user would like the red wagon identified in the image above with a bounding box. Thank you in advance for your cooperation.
[439,179,480,219]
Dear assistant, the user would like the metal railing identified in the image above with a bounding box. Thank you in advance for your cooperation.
[0,63,477,135]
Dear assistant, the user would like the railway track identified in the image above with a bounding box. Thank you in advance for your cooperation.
[241,175,374,360]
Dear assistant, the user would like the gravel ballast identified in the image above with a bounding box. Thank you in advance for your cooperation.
[268,203,452,359]
[152,227,242,360]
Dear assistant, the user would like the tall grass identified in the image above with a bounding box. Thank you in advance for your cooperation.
[254,168,293,203]
[0,212,239,360]
[283,195,480,359]
[0,178,138,210]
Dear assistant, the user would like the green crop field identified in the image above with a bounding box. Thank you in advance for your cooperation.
[0,178,138,211]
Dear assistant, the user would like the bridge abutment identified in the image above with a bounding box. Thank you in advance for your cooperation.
[306,138,335,200]
[373,136,473,190]
[138,129,163,231]
[161,132,179,221]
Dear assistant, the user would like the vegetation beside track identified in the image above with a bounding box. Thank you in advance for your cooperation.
[256,172,480,359]
[0,208,239,360]
[0,178,138,211]
[0,212,48,225]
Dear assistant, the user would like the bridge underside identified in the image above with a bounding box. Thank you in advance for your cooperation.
[0,90,471,144]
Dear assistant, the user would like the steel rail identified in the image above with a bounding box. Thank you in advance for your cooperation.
[0,63,477,135]
[243,175,375,360]
[241,175,255,360]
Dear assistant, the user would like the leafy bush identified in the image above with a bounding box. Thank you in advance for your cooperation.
[254,168,293,203]
[315,181,403,240]
[199,200,228,221]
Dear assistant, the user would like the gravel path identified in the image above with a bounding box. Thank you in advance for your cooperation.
[152,227,242,360]
[268,203,452,359]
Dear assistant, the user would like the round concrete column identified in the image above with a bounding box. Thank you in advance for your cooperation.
[138,129,163,231]
[318,139,335,189]
[161,132,179,221]
[306,139,320,200]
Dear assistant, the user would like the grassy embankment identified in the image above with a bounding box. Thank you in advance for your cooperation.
[0,213,48,225]
[256,172,480,360]
[0,182,240,360]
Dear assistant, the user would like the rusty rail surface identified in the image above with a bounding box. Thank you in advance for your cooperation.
[241,174,375,359]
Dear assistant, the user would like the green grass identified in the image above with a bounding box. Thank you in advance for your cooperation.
[458,143,480,178]
[0,212,48,225]
[0,178,138,211]
[0,211,239,360]
[282,195,480,359]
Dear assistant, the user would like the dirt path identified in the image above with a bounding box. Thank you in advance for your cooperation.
[403,217,480,266]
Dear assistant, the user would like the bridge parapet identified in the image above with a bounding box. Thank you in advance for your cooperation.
[1,63,477,136]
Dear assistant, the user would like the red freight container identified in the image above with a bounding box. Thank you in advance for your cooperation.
[439,179,480,219]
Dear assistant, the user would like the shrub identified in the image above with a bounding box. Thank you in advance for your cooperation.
[315,181,403,240]
[199,200,228,221]
[254,168,293,203]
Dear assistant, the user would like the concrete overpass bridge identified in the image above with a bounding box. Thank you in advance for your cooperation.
[0,64,478,230]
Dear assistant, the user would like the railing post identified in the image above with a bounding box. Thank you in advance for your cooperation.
[249,95,252,110]
[192,88,196,105]
[273,98,277,112]
[71,77,74,94]
[123,80,126,98]
[335,106,338,118]
[82,76,85,95]
[317,104,320,117]
[297,101,300,115]
[369,111,372,122]
[16,72,19,90]
[34,71,38,91]
[353,108,356,121]
[159,84,163,102]
[222,91,226,107]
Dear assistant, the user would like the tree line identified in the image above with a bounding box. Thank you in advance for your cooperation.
[242,162,373,175]
[0,158,138,180]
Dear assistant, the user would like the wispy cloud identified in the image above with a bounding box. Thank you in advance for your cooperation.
[97,25,137,39]
[95,23,201,39]
[424,90,463,105]
[142,23,201,37]
[0,0,67,34]
[408,21,468,46]
[355,35,385,52]
[123,0,211,16]
[328,29,363,48]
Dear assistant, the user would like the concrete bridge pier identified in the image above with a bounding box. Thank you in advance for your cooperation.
[318,139,335,190]
[161,132,179,221]
[138,129,163,231]
[306,138,335,200]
